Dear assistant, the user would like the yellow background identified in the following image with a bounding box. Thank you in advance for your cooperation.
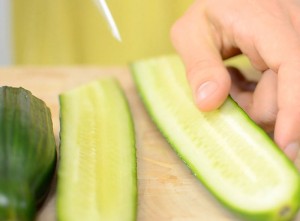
[12,0,193,65]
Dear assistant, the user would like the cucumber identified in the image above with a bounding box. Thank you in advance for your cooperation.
[0,86,57,221]
[57,77,137,221]
[130,55,300,221]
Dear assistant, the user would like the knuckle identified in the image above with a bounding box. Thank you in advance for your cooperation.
[170,17,188,45]
[186,59,221,78]
[251,106,277,132]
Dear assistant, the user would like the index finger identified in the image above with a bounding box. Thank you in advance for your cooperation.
[256,25,300,158]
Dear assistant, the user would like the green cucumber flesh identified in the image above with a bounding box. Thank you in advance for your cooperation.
[57,77,137,221]
[130,55,300,221]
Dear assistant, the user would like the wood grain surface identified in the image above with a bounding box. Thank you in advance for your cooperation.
[0,67,299,221]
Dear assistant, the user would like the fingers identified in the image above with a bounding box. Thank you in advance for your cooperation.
[248,70,278,132]
[253,21,300,159]
[229,65,300,161]
[274,60,300,160]
[230,6,300,159]
[229,68,278,133]
[228,67,254,114]
[170,3,231,111]
[171,0,300,161]
[229,61,300,162]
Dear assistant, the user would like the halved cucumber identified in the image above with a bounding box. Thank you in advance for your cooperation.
[57,77,137,221]
[130,55,300,221]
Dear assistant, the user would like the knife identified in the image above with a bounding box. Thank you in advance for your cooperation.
[93,0,122,42]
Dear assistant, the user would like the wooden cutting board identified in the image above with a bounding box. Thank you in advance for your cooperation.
[0,67,299,221]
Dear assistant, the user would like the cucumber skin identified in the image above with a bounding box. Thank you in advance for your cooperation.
[0,87,57,221]
[130,56,300,221]
[185,100,300,221]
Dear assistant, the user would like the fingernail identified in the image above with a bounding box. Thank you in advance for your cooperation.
[284,142,300,161]
[197,81,218,102]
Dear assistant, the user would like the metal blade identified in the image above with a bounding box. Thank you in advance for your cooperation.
[93,0,122,41]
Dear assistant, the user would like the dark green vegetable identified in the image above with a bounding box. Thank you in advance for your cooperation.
[0,86,57,221]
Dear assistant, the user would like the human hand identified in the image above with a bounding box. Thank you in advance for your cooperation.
[170,0,300,161]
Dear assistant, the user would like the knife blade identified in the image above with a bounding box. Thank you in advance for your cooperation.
[93,0,122,42]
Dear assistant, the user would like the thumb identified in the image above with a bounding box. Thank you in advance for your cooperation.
[170,6,231,111]
[186,58,231,111]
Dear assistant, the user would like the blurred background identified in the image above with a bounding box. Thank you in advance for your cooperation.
[0,0,12,65]
[0,0,193,66]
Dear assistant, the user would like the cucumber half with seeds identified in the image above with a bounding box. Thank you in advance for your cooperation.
[130,55,300,221]
[57,77,137,221]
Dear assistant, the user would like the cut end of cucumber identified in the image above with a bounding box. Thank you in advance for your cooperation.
[130,55,300,221]
[0,181,34,221]
[57,77,137,221]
